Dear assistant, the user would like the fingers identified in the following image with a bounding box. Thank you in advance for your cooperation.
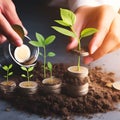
[84,14,120,64]
[0,34,7,44]
[0,13,23,46]
[0,0,28,46]
[2,0,27,35]
[84,34,119,64]
[88,28,108,54]
[88,7,116,54]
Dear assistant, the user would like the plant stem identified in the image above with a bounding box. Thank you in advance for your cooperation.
[77,55,80,71]
[77,37,81,71]
[43,46,46,78]
[71,27,81,71]
[27,69,30,82]
[50,70,52,78]
[7,70,9,83]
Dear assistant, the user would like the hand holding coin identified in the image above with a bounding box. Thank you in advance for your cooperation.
[12,25,37,65]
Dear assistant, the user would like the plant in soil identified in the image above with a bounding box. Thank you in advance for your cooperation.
[0,64,16,93]
[52,8,98,97]
[19,66,38,95]
[52,8,97,71]
[42,62,62,94]
[29,32,56,78]
[2,64,13,83]
[44,62,55,84]
[21,66,34,86]
[45,62,61,84]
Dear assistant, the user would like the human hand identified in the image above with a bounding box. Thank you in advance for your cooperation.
[0,0,27,46]
[67,5,120,64]
[84,13,120,64]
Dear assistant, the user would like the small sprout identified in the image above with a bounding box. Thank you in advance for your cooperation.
[2,64,13,83]
[47,62,53,78]
[21,66,34,83]
[29,33,56,78]
[52,8,98,71]
[45,62,59,84]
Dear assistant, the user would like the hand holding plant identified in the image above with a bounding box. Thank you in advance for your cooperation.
[52,8,98,71]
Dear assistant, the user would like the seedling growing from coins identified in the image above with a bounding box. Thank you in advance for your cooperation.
[47,61,53,78]
[29,33,56,78]
[52,8,98,71]
[2,64,13,83]
[42,61,62,94]
[21,66,34,84]
[19,66,38,95]
[0,64,16,93]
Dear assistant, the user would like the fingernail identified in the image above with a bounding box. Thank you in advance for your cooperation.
[84,56,93,64]
[91,46,97,54]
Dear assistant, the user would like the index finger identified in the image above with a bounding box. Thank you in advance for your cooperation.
[2,0,27,34]
[0,13,23,46]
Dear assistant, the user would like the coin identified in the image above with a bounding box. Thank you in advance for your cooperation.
[12,24,25,39]
[14,44,31,63]
[22,56,36,65]
[113,81,120,90]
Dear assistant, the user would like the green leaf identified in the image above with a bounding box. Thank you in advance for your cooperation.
[8,72,13,76]
[47,62,52,70]
[21,66,27,71]
[54,20,71,27]
[30,74,33,78]
[28,66,34,72]
[45,35,56,46]
[80,28,98,38]
[9,64,13,69]
[51,26,76,38]
[47,52,56,57]
[36,32,45,46]
[29,40,43,47]
[21,74,26,78]
[29,33,45,47]
[2,65,8,71]
[39,52,43,56]
[60,8,76,26]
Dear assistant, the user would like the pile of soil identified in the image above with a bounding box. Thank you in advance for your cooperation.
[0,62,120,120]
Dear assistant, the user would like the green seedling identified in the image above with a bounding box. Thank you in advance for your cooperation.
[29,33,56,78]
[52,8,98,71]
[46,62,53,78]
[21,66,34,83]
[2,64,13,83]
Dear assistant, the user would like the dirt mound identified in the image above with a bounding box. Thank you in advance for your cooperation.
[0,62,120,120]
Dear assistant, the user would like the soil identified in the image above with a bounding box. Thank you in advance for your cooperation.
[0,62,120,120]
